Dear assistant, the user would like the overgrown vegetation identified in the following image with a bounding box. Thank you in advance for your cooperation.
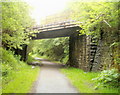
[66,1,119,89]
[1,1,40,93]
[1,0,119,93]
[61,67,119,93]
[69,1,119,37]
[1,48,40,93]
[27,2,119,93]
[92,69,120,88]
[2,1,38,49]
[68,1,120,69]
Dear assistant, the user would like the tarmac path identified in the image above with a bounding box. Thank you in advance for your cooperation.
[32,58,78,93]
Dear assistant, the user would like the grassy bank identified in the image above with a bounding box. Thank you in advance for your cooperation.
[61,67,118,93]
[2,64,40,93]
[1,48,40,93]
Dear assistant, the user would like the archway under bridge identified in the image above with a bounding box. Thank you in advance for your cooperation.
[18,21,99,72]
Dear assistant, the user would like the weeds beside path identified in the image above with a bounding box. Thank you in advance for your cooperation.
[2,65,40,93]
[61,67,119,93]
[2,48,40,93]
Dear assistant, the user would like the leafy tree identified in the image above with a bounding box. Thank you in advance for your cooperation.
[68,1,119,37]
[68,1,120,68]
[2,1,36,49]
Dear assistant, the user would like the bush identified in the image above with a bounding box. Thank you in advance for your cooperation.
[1,48,18,70]
[92,69,120,88]
[26,54,35,64]
[1,47,24,85]
[1,47,40,93]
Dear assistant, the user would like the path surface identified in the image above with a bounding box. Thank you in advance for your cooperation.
[33,58,78,93]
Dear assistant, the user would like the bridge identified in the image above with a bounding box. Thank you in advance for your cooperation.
[30,20,98,72]
[32,20,81,39]
[17,19,101,72]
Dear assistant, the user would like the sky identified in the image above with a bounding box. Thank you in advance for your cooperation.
[24,0,71,25]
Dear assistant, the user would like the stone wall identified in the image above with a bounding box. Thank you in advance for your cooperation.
[69,30,120,72]
[69,32,92,71]
[92,30,120,71]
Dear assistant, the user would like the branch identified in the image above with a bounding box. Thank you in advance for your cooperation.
[103,20,111,28]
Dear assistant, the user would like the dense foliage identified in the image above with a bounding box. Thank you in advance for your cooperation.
[27,37,69,64]
[1,47,22,84]
[67,1,120,69]
[1,47,39,93]
[66,1,120,89]
[2,1,36,49]
[1,1,39,93]
[1,0,119,93]
[69,2,119,37]
[93,69,120,88]
[27,1,120,67]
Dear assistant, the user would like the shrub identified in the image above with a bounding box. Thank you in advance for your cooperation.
[1,47,23,84]
[26,54,34,64]
[61,55,69,64]
[1,48,18,70]
[92,69,120,88]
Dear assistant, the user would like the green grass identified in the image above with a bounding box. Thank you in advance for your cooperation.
[1,48,40,93]
[61,67,118,93]
[2,64,40,93]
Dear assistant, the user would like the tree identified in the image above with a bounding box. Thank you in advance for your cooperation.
[68,1,119,37]
[2,1,36,49]
[68,1,120,69]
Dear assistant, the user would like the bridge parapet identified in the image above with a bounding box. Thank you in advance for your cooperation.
[33,20,82,32]
[31,20,81,40]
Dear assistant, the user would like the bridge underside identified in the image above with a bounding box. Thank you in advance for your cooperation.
[31,26,97,72]
[18,24,108,72]
[32,26,80,39]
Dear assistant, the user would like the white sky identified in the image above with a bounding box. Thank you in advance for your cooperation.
[24,0,71,25]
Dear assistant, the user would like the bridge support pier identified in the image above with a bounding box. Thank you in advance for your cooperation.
[68,32,92,72]
[68,32,79,67]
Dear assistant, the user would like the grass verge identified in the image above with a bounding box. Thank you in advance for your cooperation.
[61,67,118,93]
[1,47,40,93]
[2,63,40,93]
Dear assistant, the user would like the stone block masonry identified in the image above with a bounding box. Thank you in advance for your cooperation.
[68,30,120,72]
